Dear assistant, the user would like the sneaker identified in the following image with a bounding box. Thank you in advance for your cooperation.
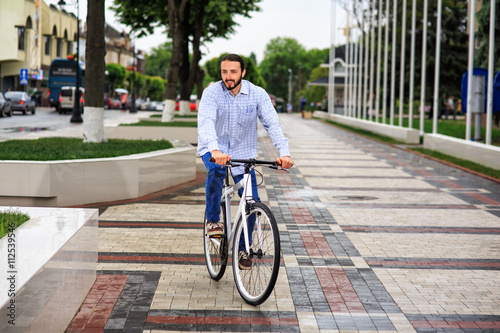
[238,251,252,270]
[207,221,223,237]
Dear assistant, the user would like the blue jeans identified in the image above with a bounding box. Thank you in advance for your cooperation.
[202,152,260,251]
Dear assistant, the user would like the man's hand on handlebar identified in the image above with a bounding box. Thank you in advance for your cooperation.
[276,156,293,169]
[211,150,231,166]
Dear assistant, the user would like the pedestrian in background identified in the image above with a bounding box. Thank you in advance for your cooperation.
[300,96,306,111]
[446,95,456,120]
[439,93,448,120]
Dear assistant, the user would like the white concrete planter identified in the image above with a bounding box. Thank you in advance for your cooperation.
[424,133,500,170]
[315,111,420,144]
[0,206,98,332]
[0,141,196,207]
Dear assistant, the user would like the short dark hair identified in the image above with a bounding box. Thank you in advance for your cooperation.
[220,54,245,72]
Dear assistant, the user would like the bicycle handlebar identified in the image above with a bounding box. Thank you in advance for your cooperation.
[209,158,293,173]
[209,157,279,166]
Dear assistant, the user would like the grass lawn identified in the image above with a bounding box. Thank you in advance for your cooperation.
[0,137,173,161]
[121,120,197,127]
[384,116,500,145]
[150,114,197,119]
[0,209,30,238]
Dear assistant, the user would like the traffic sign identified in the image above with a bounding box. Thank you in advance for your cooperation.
[20,68,28,85]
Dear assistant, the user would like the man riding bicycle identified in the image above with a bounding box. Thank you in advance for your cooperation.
[197,54,293,270]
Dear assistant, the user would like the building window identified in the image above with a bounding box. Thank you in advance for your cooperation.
[56,39,62,57]
[44,35,51,55]
[17,26,26,51]
[67,41,72,55]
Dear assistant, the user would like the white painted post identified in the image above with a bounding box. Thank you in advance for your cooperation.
[485,0,495,145]
[369,0,376,121]
[382,0,390,121]
[363,9,370,120]
[408,0,417,129]
[419,0,429,136]
[432,0,443,134]
[465,0,476,140]
[390,0,397,125]
[398,0,407,127]
[375,0,383,122]
[357,6,365,119]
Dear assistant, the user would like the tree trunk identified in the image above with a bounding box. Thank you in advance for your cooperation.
[177,0,207,115]
[83,0,106,142]
[196,67,205,109]
[188,0,205,95]
[177,1,192,116]
[162,0,188,122]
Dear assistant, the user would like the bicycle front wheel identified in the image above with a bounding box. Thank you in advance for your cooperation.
[203,204,227,280]
[232,202,280,305]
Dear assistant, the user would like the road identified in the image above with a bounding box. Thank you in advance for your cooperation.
[0,107,156,141]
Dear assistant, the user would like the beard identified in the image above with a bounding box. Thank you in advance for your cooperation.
[224,75,243,91]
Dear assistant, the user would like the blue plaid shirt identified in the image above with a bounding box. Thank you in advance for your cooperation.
[197,80,290,175]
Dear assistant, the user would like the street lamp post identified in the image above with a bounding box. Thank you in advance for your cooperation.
[58,0,83,123]
[129,38,137,113]
[288,68,293,112]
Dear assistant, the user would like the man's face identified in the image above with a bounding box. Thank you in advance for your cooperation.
[221,60,245,91]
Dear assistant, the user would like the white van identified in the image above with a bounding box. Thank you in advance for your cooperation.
[59,86,84,114]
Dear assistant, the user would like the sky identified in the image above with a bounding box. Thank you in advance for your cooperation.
[45,0,348,64]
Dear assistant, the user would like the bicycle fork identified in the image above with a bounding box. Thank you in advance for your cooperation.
[222,173,255,256]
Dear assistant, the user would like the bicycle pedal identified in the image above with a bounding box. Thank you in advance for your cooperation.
[210,235,222,238]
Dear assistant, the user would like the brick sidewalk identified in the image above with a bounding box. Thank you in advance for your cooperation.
[66,114,500,332]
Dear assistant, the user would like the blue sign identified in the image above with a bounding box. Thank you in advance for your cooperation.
[20,68,28,85]
[494,71,500,113]
[461,67,488,113]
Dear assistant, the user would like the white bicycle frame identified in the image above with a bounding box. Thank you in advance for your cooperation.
[221,171,256,255]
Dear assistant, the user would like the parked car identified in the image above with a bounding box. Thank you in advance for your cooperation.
[107,98,122,109]
[58,86,84,114]
[4,91,36,115]
[134,98,146,110]
[175,95,197,111]
[154,101,165,111]
[139,100,158,111]
[0,92,12,117]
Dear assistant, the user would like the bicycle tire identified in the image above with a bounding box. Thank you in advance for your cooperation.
[232,202,280,305]
[203,204,228,281]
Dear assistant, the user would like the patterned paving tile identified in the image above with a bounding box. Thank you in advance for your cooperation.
[67,115,500,332]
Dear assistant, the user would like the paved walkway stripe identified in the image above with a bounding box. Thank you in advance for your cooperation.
[99,221,203,228]
[98,252,206,264]
[342,225,500,234]
[144,309,299,332]
[66,274,128,332]
[366,258,500,270]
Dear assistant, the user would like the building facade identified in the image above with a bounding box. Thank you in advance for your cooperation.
[0,0,140,106]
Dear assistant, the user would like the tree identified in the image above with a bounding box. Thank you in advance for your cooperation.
[148,77,167,101]
[106,63,127,93]
[348,0,468,105]
[475,0,500,71]
[305,66,329,104]
[83,0,106,142]
[259,37,308,101]
[259,38,328,106]
[145,42,173,79]
[111,0,261,119]
[431,0,469,98]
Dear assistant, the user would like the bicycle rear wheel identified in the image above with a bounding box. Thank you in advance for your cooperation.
[203,204,228,280]
[232,202,280,305]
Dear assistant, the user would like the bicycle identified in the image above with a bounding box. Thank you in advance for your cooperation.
[203,158,288,305]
